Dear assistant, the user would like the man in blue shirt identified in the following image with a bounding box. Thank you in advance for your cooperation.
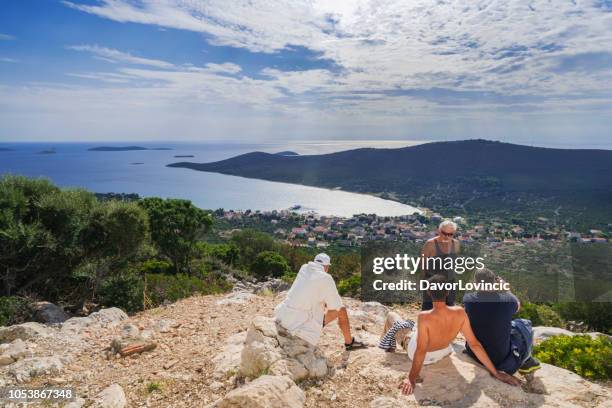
[463,268,541,375]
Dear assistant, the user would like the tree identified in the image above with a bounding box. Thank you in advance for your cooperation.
[139,198,212,273]
[80,201,149,294]
[0,176,96,296]
[230,229,276,268]
[250,251,291,280]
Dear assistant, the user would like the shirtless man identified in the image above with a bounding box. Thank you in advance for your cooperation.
[421,220,460,310]
[401,274,521,395]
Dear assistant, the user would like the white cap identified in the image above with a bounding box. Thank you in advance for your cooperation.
[314,253,331,266]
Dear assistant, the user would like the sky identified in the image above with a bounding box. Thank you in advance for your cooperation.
[0,0,611,148]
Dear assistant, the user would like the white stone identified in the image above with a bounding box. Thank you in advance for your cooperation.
[239,316,328,382]
[216,291,257,306]
[154,318,177,333]
[213,331,247,379]
[0,322,52,343]
[216,375,305,408]
[9,356,63,382]
[91,384,127,408]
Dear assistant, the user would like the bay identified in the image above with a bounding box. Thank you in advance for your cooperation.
[0,142,421,217]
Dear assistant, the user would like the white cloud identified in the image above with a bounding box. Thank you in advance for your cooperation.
[0,33,15,41]
[203,62,242,74]
[2,1,612,144]
[67,44,175,68]
[0,57,18,63]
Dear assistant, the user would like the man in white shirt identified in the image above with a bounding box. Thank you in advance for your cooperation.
[275,253,367,350]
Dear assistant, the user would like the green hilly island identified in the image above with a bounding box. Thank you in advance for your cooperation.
[168,139,612,229]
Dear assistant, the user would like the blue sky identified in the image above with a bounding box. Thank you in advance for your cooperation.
[1,0,611,148]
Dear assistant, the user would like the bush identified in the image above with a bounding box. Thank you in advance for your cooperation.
[281,271,297,284]
[554,303,612,335]
[139,259,173,275]
[516,302,564,327]
[0,296,32,326]
[534,335,612,380]
[337,275,361,297]
[146,272,230,307]
[230,229,276,268]
[98,273,144,313]
[250,251,291,280]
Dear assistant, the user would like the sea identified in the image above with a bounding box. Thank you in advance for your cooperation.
[0,141,421,217]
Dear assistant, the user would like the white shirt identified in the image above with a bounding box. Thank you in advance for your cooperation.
[274,261,343,345]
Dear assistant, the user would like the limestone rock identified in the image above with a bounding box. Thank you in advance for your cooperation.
[240,316,328,382]
[533,326,576,342]
[0,338,32,365]
[369,396,411,408]
[216,291,257,306]
[255,279,291,295]
[215,375,305,408]
[120,323,140,338]
[61,316,97,335]
[533,326,610,343]
[91,383,127,408]
[9,356,63,382]
[61,308,128,335]
[213,331,247,379]
[0,322,52,343]
[154,318,177,333]
[89,308,128,327]
[31,301,69,324]
[64,397,86,408]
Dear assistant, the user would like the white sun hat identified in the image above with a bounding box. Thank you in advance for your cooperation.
[314,253,331,266]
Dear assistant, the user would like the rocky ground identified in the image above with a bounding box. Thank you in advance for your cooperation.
[0,285,610,408]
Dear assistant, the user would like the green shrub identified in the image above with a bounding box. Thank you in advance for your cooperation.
[337,274,361,297]
[146,272,230,307]
[534,335,612,380]
[281,271,297,284]
[250,251,291,280]
[0,296,32,326]
[554,303,612,335]
[139,259,173,275]
[98,273,144,313]
[516,302,564,327]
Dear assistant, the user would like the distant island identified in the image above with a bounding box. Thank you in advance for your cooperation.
[0,148,14,151]
[88,146,172,151]
[168,139,612,229]
[174,155,195,158]
[37,149,56,155]
[274,151,299,156]
[130,162,144,165]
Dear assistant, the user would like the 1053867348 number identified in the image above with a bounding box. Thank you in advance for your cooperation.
[0,387,76,402]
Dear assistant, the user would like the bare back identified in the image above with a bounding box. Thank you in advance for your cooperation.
[417,305,465,351]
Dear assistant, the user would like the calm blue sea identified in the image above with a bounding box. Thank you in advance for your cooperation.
[0,142,420,217]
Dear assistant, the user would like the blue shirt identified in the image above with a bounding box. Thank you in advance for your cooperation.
[463,291,519,367]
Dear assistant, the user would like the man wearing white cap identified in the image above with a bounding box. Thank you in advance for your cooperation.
[275,253,367,350]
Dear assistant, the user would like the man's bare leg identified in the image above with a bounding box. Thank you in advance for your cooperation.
[324,307,353,344]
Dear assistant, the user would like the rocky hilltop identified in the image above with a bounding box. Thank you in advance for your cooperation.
[0,285,610,407]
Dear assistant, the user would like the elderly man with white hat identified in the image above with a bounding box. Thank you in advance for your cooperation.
[274,253,367,350]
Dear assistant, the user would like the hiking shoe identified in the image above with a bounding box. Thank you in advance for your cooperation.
[345,337,368,350]
[519,356,541,374]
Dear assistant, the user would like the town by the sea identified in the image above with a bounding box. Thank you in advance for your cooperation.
[0,141,421,217]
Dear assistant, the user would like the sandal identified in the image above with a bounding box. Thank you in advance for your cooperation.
[345,337,368,350]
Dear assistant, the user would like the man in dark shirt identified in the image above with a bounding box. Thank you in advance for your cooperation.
[463,268,541,375]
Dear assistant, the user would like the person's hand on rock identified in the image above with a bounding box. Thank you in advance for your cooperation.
[494,371,521,386]
[400,376,416,395]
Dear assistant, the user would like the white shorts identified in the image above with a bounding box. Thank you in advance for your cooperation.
[407,330,453,365]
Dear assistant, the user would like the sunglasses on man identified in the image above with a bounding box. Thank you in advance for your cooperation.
[441,231,455,237]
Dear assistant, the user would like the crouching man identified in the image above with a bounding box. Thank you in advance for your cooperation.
[275,253,367,350]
